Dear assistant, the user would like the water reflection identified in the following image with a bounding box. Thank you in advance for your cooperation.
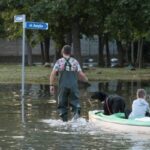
[88,80,150,108]
[21,97,25,124]
[0,80,150,149]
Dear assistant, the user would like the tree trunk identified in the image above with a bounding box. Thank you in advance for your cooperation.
[105,33,110,67]
[26,40,32,66]
[125,42,129,64]
[124,43,129,65]
[116,40,124,67]
[131,41,134,65]
[65,32,72,45]
[98,35,104,67]
[139,38,143,68]
[135,38,143,68]
[136,40,140,66]
[44,37,50,63]
[55,37,65,61]
[72,22,82,65]
[40,42,45,64]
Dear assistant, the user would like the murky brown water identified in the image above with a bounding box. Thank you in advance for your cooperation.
[0,80,150,150]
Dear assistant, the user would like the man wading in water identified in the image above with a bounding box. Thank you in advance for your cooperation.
[50,45,88,121]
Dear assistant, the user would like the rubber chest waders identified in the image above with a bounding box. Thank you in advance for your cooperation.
[57,57,80,121]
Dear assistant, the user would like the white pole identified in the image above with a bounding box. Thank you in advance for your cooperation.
[21,14,26,98]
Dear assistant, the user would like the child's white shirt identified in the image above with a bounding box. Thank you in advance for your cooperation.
[129,98,150,119]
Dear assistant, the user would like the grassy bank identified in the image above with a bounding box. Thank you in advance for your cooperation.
[0,64,150,84]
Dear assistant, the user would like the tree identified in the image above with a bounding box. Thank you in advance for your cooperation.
[1,0,150,68]
[105,0,150,68]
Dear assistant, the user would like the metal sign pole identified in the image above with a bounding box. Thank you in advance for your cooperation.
[14,14,26,124]
[14,15,48,99]
[14,15,49,124]
[21,14,26,98]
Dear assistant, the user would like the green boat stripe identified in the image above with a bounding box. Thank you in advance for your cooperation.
[93,112,150,127]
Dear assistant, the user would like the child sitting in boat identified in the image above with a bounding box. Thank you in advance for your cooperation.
[128,89,150,119]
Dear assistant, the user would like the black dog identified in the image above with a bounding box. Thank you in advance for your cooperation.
[91,92,125,115]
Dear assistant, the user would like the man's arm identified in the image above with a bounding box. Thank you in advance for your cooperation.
[49,69,57,94]
[50,69,57,85]
[78,71,88,82]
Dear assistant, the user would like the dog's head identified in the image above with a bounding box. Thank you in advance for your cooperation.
[91,92,108,102]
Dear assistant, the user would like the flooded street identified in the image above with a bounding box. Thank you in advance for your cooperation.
[0,80,150,150]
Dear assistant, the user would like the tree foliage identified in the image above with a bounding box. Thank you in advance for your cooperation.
[0,0,150,67]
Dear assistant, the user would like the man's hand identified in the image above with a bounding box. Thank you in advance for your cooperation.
[50,86,55,95]
[78,71,88,82]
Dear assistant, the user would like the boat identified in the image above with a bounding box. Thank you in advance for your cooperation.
[89,110,150,134]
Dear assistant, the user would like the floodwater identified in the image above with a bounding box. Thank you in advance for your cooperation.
[0,80,150,150]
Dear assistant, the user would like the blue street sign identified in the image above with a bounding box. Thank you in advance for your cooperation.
[25,22,48,30]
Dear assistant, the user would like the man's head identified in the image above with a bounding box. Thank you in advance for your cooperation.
[61,45,71,56]
[137,89,146,99]
[91,92,108,102]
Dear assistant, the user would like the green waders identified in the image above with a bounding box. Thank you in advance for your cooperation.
[57,58,80,121]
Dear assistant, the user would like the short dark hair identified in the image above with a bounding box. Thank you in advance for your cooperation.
[62,45,71,55]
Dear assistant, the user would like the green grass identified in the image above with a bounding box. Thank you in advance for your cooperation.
[87,67,150,81]
[0,64,149,84]
[0,64,50,84]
